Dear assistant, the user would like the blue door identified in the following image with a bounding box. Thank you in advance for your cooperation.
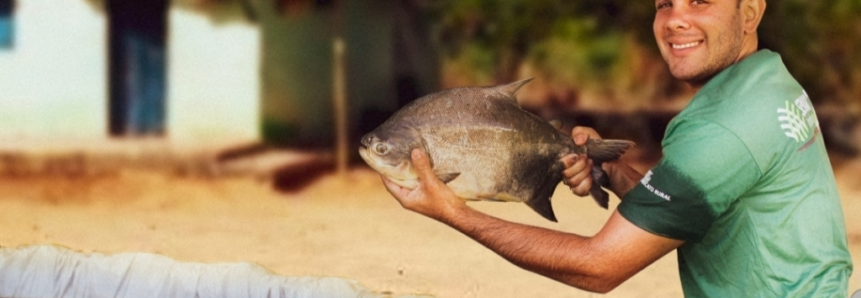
[107,0,168,136]
[0,0,12,49]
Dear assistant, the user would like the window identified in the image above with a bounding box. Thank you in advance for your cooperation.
[0,0,12,49]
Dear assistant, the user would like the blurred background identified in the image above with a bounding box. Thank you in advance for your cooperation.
[0,1,859,297]
[0,0,858,156]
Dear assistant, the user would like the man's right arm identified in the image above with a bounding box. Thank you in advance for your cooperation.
[383,149,685,293]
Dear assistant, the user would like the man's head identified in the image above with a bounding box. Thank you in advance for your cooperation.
[653,0,766,89]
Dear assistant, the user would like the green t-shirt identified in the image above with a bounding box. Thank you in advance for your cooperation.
[617,50,853,297]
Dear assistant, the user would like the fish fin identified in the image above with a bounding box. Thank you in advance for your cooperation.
[526,195,557,222]
[525,180,559,222]
[585,139,635,163]
[583,138,633,209]
[591,164,610,187]
[589,166,611,209]
[435,172,460,184]
[589,186,610,209]
[495,78,534,99]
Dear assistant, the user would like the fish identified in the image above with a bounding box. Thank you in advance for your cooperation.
[359,79,635,222]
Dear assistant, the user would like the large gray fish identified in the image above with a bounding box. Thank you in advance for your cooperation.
[359,79,634,222]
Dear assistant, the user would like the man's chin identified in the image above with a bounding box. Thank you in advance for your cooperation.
[669,67,717,88]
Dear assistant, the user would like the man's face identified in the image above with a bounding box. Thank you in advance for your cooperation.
[653,0,746,86]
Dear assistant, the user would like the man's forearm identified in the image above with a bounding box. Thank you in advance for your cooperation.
[604,162,645,199]
[383,149,680,293]
[436,204,625,293]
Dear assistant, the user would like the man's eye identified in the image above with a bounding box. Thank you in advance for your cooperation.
[656,1,671,10]
[691,0,708,5]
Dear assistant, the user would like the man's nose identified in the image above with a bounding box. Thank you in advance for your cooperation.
[665,7,691,31]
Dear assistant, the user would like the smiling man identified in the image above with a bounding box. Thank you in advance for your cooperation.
[654,0,756,86]
[564,0,854,296]
[382,0,853,297]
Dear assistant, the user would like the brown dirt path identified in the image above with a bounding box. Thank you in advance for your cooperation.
[0,157,858,297]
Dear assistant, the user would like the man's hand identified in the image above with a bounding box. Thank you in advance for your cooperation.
[381,148,467,221]
[561,126,644,199]
[560,126,603,197]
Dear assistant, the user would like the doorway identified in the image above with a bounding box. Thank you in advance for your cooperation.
[0,0,13,49]
[107,0,169,136]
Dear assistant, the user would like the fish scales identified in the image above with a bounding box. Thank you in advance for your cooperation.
[426,126,540,201]
[359,79,635,222]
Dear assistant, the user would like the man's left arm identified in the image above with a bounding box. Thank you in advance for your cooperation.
[382,149,684,293]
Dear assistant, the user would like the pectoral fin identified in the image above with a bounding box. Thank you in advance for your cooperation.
[435,172,460,183]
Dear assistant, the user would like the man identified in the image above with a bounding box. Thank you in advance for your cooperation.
[381,0,853,296]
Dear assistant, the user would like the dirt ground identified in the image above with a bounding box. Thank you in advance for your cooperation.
[0,154,859,298]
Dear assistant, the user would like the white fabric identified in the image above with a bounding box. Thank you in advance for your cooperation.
[0,245,426,298]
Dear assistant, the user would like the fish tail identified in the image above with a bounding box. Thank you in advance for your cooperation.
[581,139,633,209]
[589,166,610,209]
[584,139,635,163]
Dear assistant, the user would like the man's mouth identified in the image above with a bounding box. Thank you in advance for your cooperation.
[671,41,702,49]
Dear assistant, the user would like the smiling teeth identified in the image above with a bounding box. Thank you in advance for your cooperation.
[672,42,700,49]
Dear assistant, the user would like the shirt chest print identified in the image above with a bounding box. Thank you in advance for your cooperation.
[777,91,820,151]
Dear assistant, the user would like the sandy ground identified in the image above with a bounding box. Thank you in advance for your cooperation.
[0,155,858,298]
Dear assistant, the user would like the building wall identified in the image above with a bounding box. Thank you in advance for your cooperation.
[167,9,260,143]
[0,0,260,143]
[0,0,107,140]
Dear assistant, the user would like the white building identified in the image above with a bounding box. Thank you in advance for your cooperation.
[0,0,439,151]
[0,0,260,144]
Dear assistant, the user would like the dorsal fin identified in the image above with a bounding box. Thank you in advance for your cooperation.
[494,78,534,99]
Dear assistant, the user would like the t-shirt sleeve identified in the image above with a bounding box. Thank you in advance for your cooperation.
[617,119,761,242]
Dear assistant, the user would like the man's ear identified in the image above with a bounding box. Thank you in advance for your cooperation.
[743,0,766,34]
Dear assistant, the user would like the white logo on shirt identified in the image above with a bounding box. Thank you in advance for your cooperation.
[640,170,671,201]
[777,91,818,143]
[641,170,652,185]
[777,91,821,151]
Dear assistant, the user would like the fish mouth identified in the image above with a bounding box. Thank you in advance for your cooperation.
[357,146,391,175]
[357,146,419,189]
[358,146,373,165]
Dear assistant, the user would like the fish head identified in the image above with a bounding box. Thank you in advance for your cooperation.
[358,128,422,189]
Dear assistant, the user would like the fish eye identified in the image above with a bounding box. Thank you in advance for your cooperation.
[374,143,390,155]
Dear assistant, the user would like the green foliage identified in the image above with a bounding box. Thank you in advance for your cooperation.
[435,0,576,81]
[529,17,624,89]
[761,0,861,111]
[432,0,668,109]
[433,0,861,112]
